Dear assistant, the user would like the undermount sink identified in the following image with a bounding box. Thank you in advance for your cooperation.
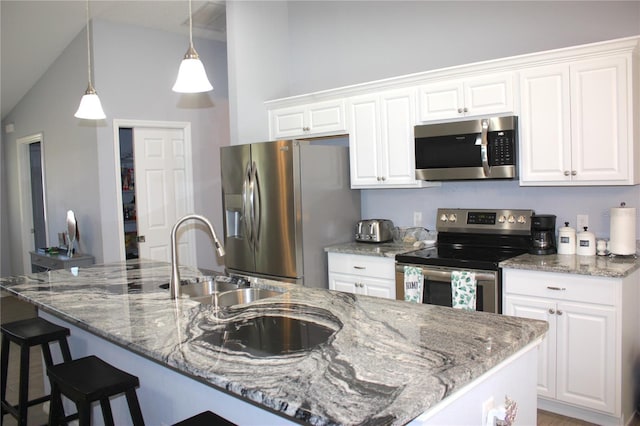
[160,276,285,308]
[159,275,248,298]
[215,288,283,308]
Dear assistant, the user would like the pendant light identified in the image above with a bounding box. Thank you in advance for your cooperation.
[75,0,106,119]
[172,0,213,93]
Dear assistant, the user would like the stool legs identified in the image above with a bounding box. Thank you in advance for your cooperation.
[125,389,145,426]
[1,318,72,426]
[0,335,9,426]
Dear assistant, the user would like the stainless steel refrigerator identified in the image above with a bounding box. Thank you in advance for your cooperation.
[221,139,360,288]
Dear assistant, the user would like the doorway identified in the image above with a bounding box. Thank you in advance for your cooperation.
[113,120,196,267]
[17,133,48,273]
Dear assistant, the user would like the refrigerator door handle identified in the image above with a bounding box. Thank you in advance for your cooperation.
[251,162,261,243]
[242,162,254,247]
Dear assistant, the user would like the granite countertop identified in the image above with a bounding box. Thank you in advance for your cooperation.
[500,253,640,278]
[324,241,421,258]
[0,259,547,425]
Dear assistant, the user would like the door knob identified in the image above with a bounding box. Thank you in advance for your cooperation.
[136,235,146,243]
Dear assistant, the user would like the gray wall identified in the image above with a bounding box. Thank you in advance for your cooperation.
[227,1,640,240]
[1,18,229,275]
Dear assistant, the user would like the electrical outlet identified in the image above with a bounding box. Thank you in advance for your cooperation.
[413,211,422,227]
[481,396,494,426]
[577,214,589,230]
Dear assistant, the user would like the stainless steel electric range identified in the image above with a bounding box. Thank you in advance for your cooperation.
[395,208,534,313]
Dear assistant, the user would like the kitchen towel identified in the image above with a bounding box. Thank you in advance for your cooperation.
[404,266,423,303]
[451,271,476,311]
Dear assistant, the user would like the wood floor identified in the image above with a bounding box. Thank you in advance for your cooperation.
[0,293,636,425]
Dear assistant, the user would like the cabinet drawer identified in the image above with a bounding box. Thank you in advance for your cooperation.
[328,253,394,279]
[503,269,618,305]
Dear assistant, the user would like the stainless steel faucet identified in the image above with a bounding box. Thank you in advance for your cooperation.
[170,214,225,299]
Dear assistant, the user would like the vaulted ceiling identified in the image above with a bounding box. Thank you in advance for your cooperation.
[1,1,226,120]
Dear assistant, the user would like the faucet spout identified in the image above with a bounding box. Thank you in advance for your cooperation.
[170,214,225,300]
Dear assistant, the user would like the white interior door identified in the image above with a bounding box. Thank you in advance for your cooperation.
[133,127,196,267]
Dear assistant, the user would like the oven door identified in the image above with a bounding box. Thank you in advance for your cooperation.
[395,263,500,313]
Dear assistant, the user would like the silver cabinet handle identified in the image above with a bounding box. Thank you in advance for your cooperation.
[571,170,577,176]
[557,310,563,316]
[548,308,556,314]
[463,107,468,113]
[564,171,570,176]
[353,266,365,270]
[546,286,566,291]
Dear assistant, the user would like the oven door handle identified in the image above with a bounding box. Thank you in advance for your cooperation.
[396,264,496,282]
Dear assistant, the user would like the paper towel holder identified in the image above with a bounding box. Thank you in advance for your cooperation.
[609,201,637,258]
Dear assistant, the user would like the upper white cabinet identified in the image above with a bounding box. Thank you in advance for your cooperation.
[519,53,638,185]
[417,72,515,122]
[268,99,346,139]
[347,88,434,189]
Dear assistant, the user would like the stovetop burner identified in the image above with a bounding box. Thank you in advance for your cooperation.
[396,208,534,270]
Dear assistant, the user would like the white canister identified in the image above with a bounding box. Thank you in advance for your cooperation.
[609,203,637,255]
[557,222,576,255]
[576,227,596,256]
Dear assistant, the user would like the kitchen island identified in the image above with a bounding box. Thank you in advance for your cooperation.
[0,259,547,425]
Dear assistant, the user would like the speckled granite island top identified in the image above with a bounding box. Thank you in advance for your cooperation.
[0,259,547,425]
[324,242,419,258]
[500,253,640,278]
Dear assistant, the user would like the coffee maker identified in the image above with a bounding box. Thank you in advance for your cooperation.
[530,214,557,255]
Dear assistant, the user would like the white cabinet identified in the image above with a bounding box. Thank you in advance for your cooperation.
[328,252,395,299]
[503,268,639,425]
[519,54,637,185]
[417,72,514,122]
[347,88,436,189]
[268,99,346,139]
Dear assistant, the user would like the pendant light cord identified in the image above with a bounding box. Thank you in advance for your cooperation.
[188,0,194,49]
[85,0,92,86]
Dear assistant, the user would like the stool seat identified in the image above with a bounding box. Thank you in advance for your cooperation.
[1,317,72,426]
[47,355,144,426]
[173,410,236,426]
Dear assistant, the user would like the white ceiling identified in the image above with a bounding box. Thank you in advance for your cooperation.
[0,0,226,120]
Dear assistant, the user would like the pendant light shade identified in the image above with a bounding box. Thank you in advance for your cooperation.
[172,0,213,93]
[75,0,106,119]
[75,82,106,119]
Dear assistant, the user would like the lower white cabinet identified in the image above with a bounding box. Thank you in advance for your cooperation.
[503,268,639,425]
[328,252,395,299]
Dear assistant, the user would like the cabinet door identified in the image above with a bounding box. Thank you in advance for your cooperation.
[348,94,384,186]
[270,106,307,139]
[379,89,420,186]
[328,272,359,294]
[570,56,630,183]
[269,100,346,139]
[418,80,463,122]
[519,64,572,183]
[463,73,514,117]
[555,301,616,414]
[361,276,395,299]
[504,294,556,399]
[307,100,346,135]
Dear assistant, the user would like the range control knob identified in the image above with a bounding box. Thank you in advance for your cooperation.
[507,215,515,223]
[498,215,506,223]
[517,215,527,224]
[448,214,457,222]
[440,214,448,222]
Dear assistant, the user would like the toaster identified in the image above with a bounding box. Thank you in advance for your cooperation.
[355,219,395,243]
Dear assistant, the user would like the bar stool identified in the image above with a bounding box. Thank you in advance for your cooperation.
[47,355,144,426]
[1,317,72,426]
[173,410,236,426]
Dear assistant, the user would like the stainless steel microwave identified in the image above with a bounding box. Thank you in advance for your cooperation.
[414,116,518,181]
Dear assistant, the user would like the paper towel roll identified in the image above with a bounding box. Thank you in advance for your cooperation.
[610,206,636,255]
